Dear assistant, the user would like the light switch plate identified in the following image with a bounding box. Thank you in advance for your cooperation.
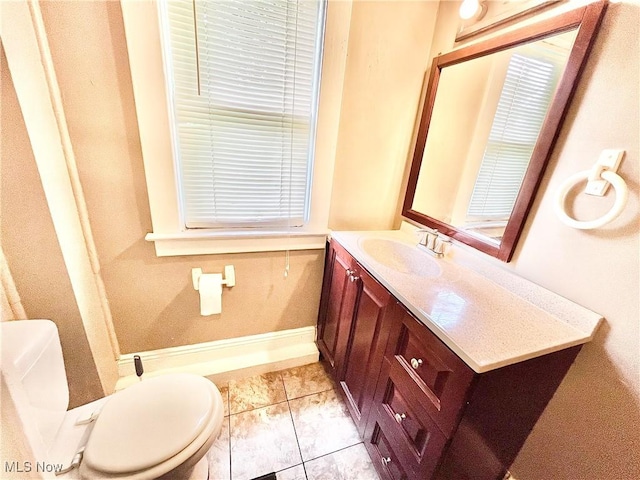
[584,149,625,196]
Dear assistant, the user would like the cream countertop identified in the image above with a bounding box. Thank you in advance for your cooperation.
[330,230,603,373]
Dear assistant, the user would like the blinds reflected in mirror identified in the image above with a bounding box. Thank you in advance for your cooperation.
[466,52,561,222]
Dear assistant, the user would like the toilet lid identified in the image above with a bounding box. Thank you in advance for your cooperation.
[83,374,215,474]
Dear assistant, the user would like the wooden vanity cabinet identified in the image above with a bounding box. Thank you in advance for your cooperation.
[317,239,584,480]
[367,308,582,480]
[317,240,401,435]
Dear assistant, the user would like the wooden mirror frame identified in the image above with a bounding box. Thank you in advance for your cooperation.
[402,1,607,262]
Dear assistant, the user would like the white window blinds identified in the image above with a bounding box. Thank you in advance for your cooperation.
[161,0,325,229]
[466,53,560,221]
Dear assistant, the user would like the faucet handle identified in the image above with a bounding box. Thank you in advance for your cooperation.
[433,233,451,255]
[426,230,438,250]
[415,228,432,246]
[414,227,438,247]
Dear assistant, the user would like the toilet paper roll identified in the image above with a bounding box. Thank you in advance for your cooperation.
[198,273,223,315]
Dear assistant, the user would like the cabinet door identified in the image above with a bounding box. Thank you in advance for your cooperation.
[317,241,358,372]
[338,267,399,437]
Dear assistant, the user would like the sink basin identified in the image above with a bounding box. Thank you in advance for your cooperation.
[358,238,441,277]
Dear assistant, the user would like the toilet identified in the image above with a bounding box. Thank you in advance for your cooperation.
[1,320,224,479]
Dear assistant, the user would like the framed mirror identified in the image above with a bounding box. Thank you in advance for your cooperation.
[402,1,607,262]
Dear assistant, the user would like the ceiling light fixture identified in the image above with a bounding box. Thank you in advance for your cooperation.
[459,0,487,21]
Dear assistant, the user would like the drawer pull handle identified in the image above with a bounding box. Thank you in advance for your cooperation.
[394,412,406,423]
[410,358,423,369]
[382,456,392,466]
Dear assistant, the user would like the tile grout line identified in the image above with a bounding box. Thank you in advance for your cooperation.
[288,384,371,475]
[282,385,359,477]
[220,366,346,480]
[302,441,366,464]
[229,399,290,417]
[282,372,310,480]
[286,386,335,403]
[279,370,353,478]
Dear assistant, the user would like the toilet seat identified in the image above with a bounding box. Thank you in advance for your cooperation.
[79,374,223,479]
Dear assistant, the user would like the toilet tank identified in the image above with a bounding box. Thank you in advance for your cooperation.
[1,320,70,453]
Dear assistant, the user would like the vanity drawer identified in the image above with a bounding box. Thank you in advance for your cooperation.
[368,361,449,480]
[385,378,426,452]
[385,307,475,438]
[365,419,411,480]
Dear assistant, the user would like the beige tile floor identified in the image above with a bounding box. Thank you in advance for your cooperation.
[204,362,380,480]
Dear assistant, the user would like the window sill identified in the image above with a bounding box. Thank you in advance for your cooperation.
[145,229,329,256]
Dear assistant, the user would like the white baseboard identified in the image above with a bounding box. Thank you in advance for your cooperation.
[116,326,319,390]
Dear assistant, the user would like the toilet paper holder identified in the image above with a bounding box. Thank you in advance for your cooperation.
[192,266,236,290]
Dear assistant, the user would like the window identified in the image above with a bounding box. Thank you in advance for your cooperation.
[161,0,325,229]
[121,0,346,256]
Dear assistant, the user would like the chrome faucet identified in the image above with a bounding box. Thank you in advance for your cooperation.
[416,227,451,258]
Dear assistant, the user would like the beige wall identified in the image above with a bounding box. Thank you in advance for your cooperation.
[1,47,103,407]
[415,2,640,478]
[328,0,440,231]
[37,1,324,355]
[510,4,640,477]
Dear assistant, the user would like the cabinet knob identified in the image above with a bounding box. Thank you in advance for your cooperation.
[382,456,392,466]
[345,269,354,277]
[394,412,406,423]
[410,357,423,369]
[349,274,359,283]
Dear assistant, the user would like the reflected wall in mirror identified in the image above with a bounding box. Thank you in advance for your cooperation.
[403,1,607,262]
